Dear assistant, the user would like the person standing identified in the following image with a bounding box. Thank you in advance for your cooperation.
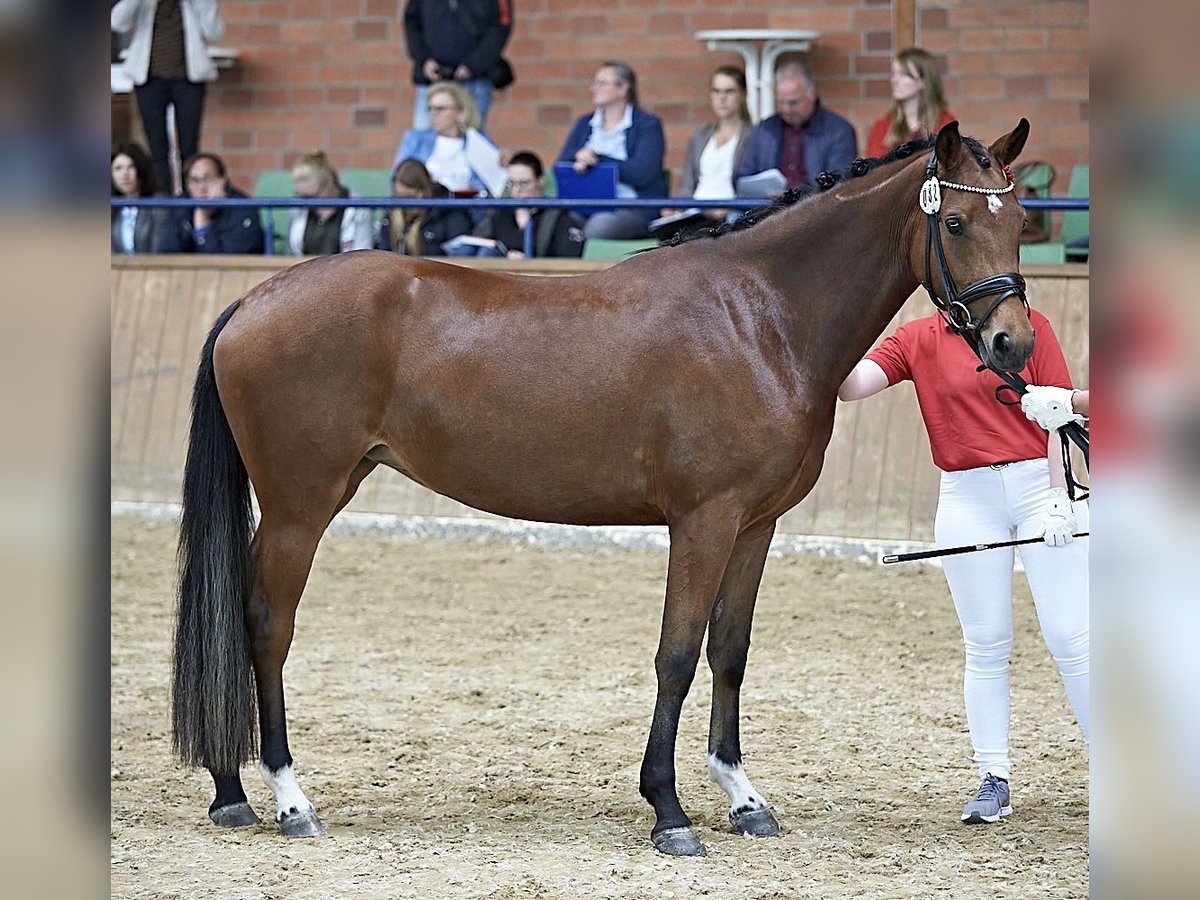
[110,0,225,195]
[838,310,1089,825]
[735,60,857,193]
[866,47,955,158]
[404,0,512,132]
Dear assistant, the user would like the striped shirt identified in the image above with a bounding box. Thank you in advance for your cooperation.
[149,0,187,80]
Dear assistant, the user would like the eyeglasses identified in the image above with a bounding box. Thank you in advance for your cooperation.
[185,173,221,185]
[427,104,457,113]
[507,179,537,190]
[591,79,620,88]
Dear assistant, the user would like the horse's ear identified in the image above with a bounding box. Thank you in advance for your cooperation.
[934,120,962,171]
[989,118,1030,167]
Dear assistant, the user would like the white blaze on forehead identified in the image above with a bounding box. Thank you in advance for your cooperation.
[259,762,315,820]
[987,193,1003,215]
[707,754,767,812]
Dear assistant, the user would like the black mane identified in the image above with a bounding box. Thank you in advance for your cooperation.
[664,134,993,247]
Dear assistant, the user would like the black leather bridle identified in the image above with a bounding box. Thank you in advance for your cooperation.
[919,150,1089,477]
[920,150,1028,341]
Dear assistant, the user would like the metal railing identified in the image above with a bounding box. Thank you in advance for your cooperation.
[110,195,1090,256]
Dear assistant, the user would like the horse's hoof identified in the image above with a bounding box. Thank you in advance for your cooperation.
[277,808,327,838]
[209,801,261,828]
[730,806,780,837]
[652,826,707,857]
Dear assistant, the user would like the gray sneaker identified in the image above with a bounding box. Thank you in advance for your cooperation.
[961,774,1012,824]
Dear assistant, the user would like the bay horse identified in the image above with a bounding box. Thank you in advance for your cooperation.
[174,121,1035,856]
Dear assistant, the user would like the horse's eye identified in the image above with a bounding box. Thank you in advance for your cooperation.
[945,217,964,235]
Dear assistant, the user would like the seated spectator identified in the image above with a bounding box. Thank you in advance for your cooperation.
[558,60,666,240]
[736,61,857,193]
[287,151,374,256]
[157,152,264,254]
[866,47,954,158]
[472,151,584,258]
[675,65,753,222]
[391,81,496,195]
[377,158,473,256]
[111,141,168,254]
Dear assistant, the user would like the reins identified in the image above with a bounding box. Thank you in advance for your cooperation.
[918,150,1089,500]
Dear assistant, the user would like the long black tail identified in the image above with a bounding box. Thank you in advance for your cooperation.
[172,300,258,772]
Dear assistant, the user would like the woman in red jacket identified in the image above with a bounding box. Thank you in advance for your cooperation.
[866,47,955,158]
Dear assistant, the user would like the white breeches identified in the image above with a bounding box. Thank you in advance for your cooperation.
[935,458,1089,780]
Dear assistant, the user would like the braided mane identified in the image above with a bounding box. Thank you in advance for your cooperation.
[664,135,992,247]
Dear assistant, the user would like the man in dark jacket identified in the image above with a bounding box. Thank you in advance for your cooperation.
[405,0,512,130]
[156,152,264,254]
[736,61,857,194]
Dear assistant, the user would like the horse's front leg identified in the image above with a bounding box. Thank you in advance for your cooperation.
[246,514,329,837]
[706,521,781,838]
[640,509,740,857]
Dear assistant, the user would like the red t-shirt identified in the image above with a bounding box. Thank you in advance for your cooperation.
[866,310,1073,471]
[866,109,956,159]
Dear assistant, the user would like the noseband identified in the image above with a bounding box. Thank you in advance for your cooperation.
[919,151,1028,339]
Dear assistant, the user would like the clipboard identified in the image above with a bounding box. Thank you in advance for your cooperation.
[553,161,618,216]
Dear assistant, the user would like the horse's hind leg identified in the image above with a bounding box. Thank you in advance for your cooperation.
[705,521,781,838]
[208,772,261,827]
[244,508,335,837]
[640,508,740,857]
[204,459,375,832]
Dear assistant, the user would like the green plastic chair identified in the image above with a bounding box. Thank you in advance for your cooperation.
[252,169,294,255]
[1060,164,1089,262]
[581,238,659,261]
[339,168,392,200]
[1020,242,1066,265]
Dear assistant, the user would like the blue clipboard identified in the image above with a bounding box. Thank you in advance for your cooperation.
[553,161,618,216]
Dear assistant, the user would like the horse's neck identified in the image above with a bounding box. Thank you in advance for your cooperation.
[754,170,924,387]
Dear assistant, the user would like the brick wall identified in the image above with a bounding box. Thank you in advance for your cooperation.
[203,0,1087,192]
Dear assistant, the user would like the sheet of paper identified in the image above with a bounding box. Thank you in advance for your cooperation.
[465,128,508,198]
[735,168,787,199]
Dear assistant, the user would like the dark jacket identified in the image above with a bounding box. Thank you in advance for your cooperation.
[558,107,666,200]
[473,207,585,258]
[735,102,858,191]
[155,186,265,254]
[111,201,169,254]
[405,0,512,85]
[376,183,473,256]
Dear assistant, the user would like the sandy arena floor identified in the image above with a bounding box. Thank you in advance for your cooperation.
[111,514,1087,899]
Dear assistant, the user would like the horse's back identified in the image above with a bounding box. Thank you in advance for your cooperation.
[211,248,828,526]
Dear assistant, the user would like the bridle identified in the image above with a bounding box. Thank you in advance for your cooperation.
[919,150,1028,341]
[919,149,1089,481]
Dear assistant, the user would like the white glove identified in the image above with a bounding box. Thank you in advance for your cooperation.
[1021,385,1085,431]
[1040,487,1076,546]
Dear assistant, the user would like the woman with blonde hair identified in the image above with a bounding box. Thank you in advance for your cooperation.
[391,81,496,195]
[866,47,955,158]
[377,157,473,256]
[287,150,374,255]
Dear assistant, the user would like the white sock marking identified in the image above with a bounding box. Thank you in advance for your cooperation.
[259,762,315,822]
[707,754,767,814]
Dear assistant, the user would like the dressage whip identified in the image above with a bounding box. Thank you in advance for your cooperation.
[881,532,1089,564]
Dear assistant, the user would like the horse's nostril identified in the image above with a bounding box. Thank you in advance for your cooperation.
[993,332,1013,359]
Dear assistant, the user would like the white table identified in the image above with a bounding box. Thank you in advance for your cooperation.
[694,29,820,122]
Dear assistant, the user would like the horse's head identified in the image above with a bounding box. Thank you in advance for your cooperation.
[914,119,1034,372]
